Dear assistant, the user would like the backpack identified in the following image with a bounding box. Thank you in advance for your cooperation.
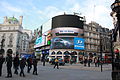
[55,59,58,62]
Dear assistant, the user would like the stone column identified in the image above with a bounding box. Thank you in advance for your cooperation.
[77,52,79,63]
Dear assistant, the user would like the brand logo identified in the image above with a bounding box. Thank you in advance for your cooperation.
[77,40,83,44]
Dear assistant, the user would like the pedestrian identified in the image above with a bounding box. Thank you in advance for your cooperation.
[0,53,5,77]
[70,59,73,65]
[13,54,20,75]
[20,57,26,77]
[6,49,13,78]
[27,57,33,73]
[42,54,46,66]
[84,57,87,66]
[53,58,59,69]
[32,56,38,75]
[88,58,91,67]
[94,57,98,67]
[97,57,100,67]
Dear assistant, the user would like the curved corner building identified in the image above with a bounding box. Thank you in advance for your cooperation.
[49,14,85,63]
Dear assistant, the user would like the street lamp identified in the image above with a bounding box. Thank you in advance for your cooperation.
[42,34,47,66]
[100,33,103,72]
[111,0,120,79]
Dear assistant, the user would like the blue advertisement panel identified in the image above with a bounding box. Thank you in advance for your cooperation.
[74,37,85,50]
[35,37,42,45]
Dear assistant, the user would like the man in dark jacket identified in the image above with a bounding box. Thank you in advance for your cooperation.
[0,54,5,77]
[20,58,26,77]
[33,57,38,75]
[6,53,12,78]
[27,57,33,73]
[6,49,13,78]
[13,54,20,75]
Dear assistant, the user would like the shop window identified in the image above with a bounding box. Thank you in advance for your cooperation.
[71,51,77,55]
[51,51,55,55]
[57,51,62,54]
[64,51,70,55]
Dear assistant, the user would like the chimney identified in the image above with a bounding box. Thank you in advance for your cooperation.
[4,16,7,24]
[19,16,23,25]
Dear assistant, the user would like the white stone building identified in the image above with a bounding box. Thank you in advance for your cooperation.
[0,16,32,56]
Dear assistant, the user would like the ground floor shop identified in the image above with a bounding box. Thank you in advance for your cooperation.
[49,49,84,63]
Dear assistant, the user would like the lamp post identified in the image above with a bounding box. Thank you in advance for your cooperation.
[100,33,103,72]
[111,0,120,79]
[42,34,47,66]
[109,32,114,71]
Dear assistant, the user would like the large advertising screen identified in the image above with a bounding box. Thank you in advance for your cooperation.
[51,37,74,49]
[52,15,84,29]
[34,36,45,48]
[51,37,85,50]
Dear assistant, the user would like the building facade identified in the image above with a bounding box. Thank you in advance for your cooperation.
[0,16,31,56]
[34,14,111,63]
[84,21,111,57]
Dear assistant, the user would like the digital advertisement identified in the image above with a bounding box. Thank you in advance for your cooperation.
[50,37,85,50]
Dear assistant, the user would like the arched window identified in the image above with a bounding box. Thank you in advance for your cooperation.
[57,51,62,54]
[8,33,13,47]
[64,51,70,55]
[71,51,77,55]
[51,51,55,55]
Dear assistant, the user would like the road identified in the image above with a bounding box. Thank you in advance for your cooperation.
[0,62,112,80]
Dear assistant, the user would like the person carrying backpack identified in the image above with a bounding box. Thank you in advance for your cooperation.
[53,58,59,69]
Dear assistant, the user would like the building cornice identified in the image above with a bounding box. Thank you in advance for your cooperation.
[0,24,21,26]
[0,30,23,33]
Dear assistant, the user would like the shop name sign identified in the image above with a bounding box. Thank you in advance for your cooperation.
[59,30,74,33]
[74,37,85,50]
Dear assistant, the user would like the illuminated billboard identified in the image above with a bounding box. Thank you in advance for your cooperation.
[74,37,85,50]
[50,37,85,50]
[51,37,74,49]
[34,36,45,48]
[34,30,52,48]
[35,37,42,45]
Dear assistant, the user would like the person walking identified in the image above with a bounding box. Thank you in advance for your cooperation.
[97,57,100,67]
[6,49,13,78]
[0,53,5,77]
[70,59,73,65]
[13,54,20,75]
[88,58,91,67]
[32,56,38,75]
[53,58,59,69]
[20,58,26,77]
[27,57,33,73]
[94,57,98,67]
[84,57,87,66]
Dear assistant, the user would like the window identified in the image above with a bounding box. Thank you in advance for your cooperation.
[64,51,70,55]
[57,51,62,54]
[51,51,55,55]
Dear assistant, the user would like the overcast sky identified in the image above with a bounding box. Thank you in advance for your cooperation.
[0,0,114,32]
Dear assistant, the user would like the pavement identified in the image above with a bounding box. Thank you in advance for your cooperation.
[0,62,112,80]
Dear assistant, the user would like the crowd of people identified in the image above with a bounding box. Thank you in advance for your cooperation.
[0,49,38,78]
[83,57,100,67]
